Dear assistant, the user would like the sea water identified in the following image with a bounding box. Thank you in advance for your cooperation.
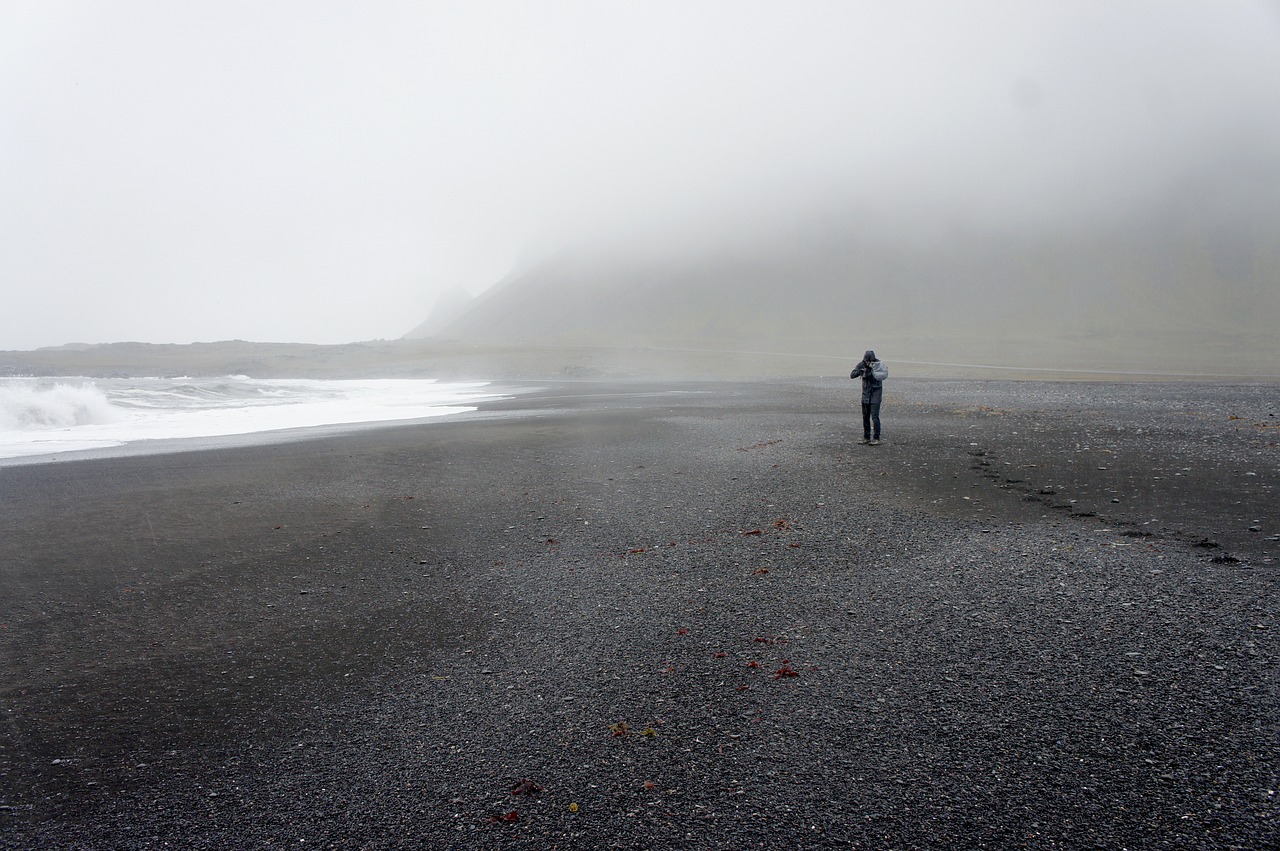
[0,376,501,463]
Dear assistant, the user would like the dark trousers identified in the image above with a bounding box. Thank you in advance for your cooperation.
[862,402,881,439]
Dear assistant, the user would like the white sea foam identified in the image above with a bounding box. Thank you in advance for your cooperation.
[0,376,501,463]
[0,381,124,429]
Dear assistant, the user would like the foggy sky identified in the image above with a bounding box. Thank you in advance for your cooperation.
[3,1,1279,351]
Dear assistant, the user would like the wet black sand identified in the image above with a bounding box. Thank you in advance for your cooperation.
[1,379,1276,849]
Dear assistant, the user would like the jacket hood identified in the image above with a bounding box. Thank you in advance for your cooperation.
[864,350,877,361]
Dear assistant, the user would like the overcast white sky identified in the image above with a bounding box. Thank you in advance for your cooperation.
[3,1,1278,349]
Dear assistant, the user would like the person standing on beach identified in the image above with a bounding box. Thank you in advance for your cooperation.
[850,349,887,444]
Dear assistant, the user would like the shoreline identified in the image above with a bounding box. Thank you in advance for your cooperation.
[1,378,1275,847]
[0,376,524,469]
[0,379,734,469]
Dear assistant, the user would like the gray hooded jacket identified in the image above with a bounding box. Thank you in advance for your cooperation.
[850,349,885,404]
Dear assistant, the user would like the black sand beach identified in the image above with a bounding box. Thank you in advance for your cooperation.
[1,379,1276,849]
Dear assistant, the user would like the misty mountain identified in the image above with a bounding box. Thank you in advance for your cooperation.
[405,286,477,339]
[409,155,1280,376]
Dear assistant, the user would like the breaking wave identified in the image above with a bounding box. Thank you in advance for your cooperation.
[0,382,124,430]
[0,375,502,463]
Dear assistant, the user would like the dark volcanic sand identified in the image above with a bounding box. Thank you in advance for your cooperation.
[1,379,1276,849]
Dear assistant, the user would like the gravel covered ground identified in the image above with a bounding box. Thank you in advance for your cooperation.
[1,378,1276,849]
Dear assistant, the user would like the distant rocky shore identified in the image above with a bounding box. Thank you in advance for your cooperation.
[7,337,1267,383]
[0,339,838,381]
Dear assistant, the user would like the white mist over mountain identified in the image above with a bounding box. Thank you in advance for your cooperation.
[3,1,1278,352]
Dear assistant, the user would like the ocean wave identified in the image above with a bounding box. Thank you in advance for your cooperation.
[0,382,124,430]
[0,376,500,462]
[110,376,399,410]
